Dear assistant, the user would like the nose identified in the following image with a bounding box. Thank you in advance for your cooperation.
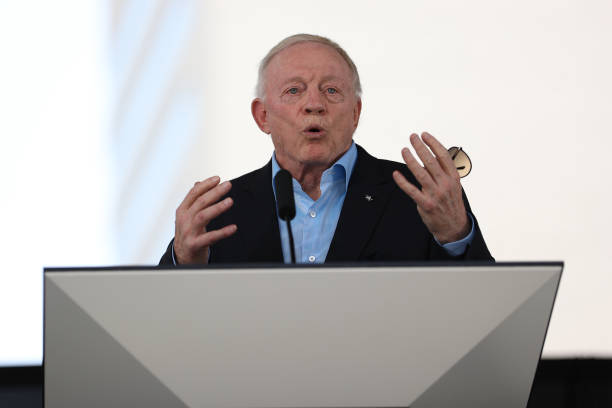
[304,89,326,115]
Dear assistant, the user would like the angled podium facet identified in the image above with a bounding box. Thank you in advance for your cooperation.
[45,263,562,408]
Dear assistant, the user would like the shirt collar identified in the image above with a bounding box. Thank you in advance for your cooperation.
[271,141,357,191]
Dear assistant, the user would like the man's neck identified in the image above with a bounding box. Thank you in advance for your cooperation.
[274,144,354,201]
[285,163,326,201]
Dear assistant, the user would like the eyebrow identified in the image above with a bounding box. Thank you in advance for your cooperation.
[280,75,347,87]
[280,77,306,87]
[320,75,346,84]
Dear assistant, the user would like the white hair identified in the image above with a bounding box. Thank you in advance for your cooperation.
[255,34,362,99]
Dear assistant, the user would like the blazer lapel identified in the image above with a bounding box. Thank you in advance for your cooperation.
[326,145,396,262]
[235,161,284,263]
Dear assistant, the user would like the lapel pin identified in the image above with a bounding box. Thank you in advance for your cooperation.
[364,194,373,202]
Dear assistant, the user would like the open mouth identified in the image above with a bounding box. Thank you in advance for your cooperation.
[304,125,324,134]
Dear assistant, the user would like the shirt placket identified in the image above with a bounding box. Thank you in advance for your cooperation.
[303,199,319,263]
[303,172,334,263]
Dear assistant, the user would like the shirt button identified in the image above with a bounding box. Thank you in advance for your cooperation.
[308,255,316,262]
[309,211,316,218]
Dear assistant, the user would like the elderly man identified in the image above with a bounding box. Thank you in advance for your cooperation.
[160,34,492,265]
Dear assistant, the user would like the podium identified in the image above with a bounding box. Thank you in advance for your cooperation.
[44,262,562,407]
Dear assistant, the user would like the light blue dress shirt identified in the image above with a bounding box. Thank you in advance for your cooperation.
[272,142,475,264]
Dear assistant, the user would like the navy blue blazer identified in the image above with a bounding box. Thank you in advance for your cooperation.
[159,145,493,265]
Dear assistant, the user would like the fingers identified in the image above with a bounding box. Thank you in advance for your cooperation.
[173,177,236,264]
[421,132,458,179]
[396,132,469,244]
[179,176,221,212]
[409,133,446,184]
[401,140,435,191]
[190,180,232,214]
[392,170,428,208]
[193,224,238,248]
[175,223,237,265]
[193,196,234,228]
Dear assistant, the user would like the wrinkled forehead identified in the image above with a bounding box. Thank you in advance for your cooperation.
[264,42,355,87]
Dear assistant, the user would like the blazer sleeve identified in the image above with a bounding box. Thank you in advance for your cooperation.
[159,239,176,266]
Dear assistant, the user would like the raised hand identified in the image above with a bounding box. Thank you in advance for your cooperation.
[173,176,237,264]
[392,132,470,244]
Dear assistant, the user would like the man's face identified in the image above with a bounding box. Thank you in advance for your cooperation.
[252,42,362,173]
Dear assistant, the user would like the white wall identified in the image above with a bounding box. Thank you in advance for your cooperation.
[0,1,111,365]
[187,0,612,356]
[1,0,610,366]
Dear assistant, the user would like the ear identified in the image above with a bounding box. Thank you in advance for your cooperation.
[353,98,362,130]
[251,98,270,134]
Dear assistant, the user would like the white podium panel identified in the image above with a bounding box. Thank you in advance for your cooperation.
[45,263,562,408]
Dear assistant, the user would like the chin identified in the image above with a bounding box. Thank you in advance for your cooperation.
[300,145,335,166]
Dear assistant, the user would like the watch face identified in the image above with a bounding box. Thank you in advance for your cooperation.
[447,146,472,178]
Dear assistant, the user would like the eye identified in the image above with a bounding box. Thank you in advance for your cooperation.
[288,87,298,94]
[326,88,337,94]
